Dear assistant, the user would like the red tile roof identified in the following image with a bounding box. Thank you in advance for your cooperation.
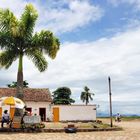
[0,88,52,102]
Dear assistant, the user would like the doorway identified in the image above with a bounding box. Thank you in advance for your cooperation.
[26,108,32,113]
[39,108,46,121]
[53,107,59,122]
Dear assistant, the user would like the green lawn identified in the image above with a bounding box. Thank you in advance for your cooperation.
[97,116,140,121]
[121,116,140,121]
[45,121,119,129]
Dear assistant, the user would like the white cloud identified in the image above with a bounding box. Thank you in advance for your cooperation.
[108,0,140,10]
[36,0,103,33]
[0,0,103,34]
[33,26,140,102]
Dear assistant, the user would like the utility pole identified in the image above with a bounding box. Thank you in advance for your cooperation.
[108,76,113,127]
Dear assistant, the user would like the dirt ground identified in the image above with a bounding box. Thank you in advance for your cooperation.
[0,119,140,140]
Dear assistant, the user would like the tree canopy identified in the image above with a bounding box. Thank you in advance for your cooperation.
[53,87,75,105]
[7,80,29,88]
[0,4,60,99]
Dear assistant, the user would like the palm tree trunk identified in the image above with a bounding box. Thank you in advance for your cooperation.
[86,94,88,105]
[16,54,24,100]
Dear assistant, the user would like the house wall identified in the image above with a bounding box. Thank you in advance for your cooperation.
[25,101,52,121]
[52,105,96,121]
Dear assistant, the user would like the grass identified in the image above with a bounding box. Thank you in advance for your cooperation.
[121,116,140,121]
[98,116,140,121]
[44,121,119,129]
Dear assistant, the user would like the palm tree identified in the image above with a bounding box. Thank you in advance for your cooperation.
[80,86,94,105]
[0,4,60,100]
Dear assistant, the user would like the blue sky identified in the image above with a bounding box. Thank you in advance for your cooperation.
[0,0,140,116]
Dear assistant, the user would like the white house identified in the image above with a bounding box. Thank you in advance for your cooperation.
[52,105,96,122]
[0,88,52,121]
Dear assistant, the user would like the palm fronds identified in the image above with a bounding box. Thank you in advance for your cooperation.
[80,86,94,105]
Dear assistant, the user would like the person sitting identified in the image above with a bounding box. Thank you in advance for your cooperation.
[1,110,10,128]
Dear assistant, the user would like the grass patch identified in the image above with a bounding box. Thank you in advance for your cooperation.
[45,121,120,129]
[98,116,140,121]
[121,116,140,121]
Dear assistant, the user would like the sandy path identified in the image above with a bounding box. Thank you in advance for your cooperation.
[0,120,140,140]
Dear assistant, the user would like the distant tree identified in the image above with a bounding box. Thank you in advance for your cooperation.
[53,87,75,105]
[80,86,94,105]
[7,80,29,88]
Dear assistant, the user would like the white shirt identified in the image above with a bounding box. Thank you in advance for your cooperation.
[117,114,120,117]
[3,113,9,120]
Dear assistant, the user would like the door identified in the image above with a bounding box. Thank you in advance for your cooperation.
[53,107,59,122]
[39,108,46,121]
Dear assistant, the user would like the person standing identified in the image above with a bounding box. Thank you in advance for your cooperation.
[115,113,121,122]
[1,110,10,128]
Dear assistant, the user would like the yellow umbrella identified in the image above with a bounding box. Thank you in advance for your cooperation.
[3,97,15,105]
[0,96,25,120]
[0,96,25,109]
